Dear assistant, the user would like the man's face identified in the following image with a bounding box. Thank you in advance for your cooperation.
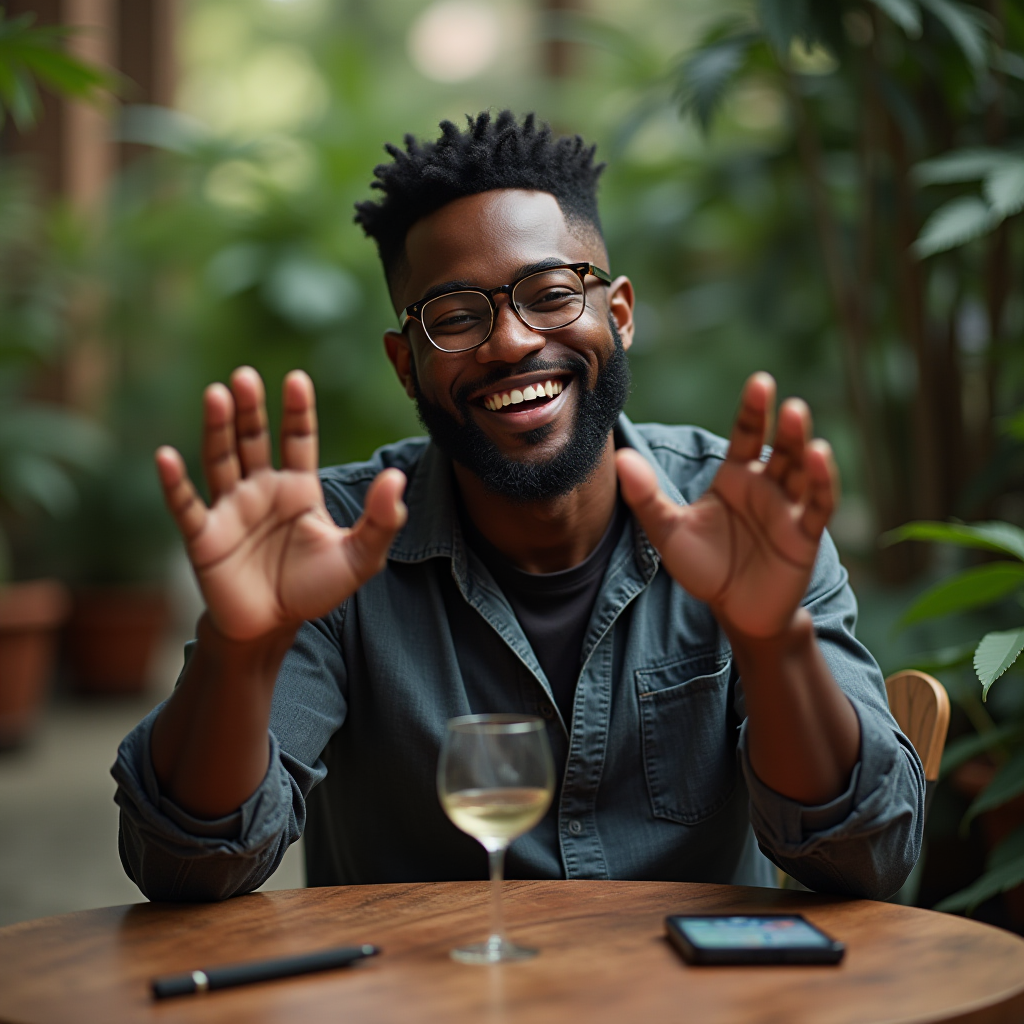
[384,190,635,501]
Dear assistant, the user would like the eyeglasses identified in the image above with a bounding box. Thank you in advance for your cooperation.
[400,262,612,353]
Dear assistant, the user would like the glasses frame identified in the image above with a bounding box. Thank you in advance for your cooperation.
[400,262,612,354]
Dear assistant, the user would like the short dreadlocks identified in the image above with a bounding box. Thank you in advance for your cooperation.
[354,110,606,293]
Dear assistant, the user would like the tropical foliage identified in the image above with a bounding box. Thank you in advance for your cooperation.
[887,517,1024,913]
[0,7,112,581]
[667,0,1024,579]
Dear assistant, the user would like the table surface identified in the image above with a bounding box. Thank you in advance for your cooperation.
[2,880,1024,1024]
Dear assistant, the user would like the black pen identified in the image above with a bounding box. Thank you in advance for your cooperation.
[151,943,380,999]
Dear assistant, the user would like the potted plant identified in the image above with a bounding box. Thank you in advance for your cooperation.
[0,9,113,742]
[58,445,177,696]
[0,179,109,742]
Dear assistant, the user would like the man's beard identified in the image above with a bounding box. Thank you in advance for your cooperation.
[411,318,631,503]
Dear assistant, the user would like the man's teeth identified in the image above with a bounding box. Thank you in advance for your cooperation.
[483,380,563,411]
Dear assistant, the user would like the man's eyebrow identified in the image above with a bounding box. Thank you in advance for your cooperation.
[412,257,573,306]
[513,256,573,278]
[410,279,470,305]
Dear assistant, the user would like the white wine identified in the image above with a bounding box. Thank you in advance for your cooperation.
[442,787,551,843]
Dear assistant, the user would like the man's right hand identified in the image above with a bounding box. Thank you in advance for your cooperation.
[156,366,407,642]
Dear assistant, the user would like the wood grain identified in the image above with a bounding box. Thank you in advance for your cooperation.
[886,670,951,780]
[1,881,1023,1024]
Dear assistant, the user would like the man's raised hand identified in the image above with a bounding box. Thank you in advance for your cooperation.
[616,372,838,640]
[155,367,407,642]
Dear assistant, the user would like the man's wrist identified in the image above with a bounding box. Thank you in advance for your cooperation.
[722,608,816,678]
[194,612,299,685]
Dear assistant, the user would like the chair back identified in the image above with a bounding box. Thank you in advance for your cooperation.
[885,669,950,815]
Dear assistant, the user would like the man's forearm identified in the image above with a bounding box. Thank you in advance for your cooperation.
[727,609,861,806]
[150,613,297,820]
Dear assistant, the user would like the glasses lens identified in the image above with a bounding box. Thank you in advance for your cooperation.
[513,269,585,330]
[421,291,493,351]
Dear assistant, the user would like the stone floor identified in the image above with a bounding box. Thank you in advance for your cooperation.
[0,559,303,928]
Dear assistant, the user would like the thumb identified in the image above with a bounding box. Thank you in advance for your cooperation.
[616,448,681,551]
[343,468,408,582]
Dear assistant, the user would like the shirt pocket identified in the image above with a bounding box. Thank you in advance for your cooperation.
[636,656,736,826]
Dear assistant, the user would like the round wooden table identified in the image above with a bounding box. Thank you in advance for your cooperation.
[1,880,1023,1023]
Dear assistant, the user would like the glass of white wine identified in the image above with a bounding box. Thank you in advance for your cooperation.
[438,714,555,964]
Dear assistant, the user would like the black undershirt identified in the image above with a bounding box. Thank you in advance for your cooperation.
[460,499,629,727]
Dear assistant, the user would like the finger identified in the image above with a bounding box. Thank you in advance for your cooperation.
[726,372,776,464]
[799,439,839,540]
[616,448,682,551]
[230,366,272,475]
[765,398,810,499]
[202,383,241,502]
[280,370,318,473]
[155,446,207,542]
[342,469,408,582]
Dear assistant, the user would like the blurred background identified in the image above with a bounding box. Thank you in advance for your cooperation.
[0,0,1022,929]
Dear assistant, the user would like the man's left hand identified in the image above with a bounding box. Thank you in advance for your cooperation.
[616,372,839,640]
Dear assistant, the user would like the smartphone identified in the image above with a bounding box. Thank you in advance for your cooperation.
[665,914,845,965]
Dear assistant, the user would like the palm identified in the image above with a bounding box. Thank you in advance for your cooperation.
[618,373,837,639]
[156,368,406,642]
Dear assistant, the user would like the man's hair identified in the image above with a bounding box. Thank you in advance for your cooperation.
[354,110,606,288]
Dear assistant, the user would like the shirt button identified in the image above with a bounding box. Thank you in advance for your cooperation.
[540,703,554,719]
[568,819,583,835]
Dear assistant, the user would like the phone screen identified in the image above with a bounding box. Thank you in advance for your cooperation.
[665,914,844,964]
[673,916,832,950]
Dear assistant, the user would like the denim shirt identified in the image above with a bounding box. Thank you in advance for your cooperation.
[113,415,924,902]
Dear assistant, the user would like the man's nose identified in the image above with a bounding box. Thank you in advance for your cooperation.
[475,296,545,364]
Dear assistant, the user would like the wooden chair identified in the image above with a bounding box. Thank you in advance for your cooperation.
[884,669,950,818]
[779,669,950,891]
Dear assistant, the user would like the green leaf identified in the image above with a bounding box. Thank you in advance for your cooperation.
[0,452,78,517]
[965,747,1024,823]
[0,404,111,470]
[935,851,1024,912]
[0,11,113,128]
[757,0,810,54]
[913,195,999,257]
[905,641,977,674]
[919,0,990,73]
[997,49,1024,82]
[882,521,1024,562]
[1005,409,1024,442]
[913,148,1010,186]
[941,723,1023,778]
[898,563,1024,627]
[674,34,756,132]
[975,628,1024,699]
[984,160,1024,218]
[990,824,1024,871]
[871,0,923,37]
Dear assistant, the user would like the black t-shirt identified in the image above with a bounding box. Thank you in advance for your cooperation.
[461,500,629,727]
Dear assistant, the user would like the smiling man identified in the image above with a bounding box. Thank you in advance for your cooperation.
[113,112,923,900]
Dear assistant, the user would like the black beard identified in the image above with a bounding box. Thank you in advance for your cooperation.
[411,319,631,503]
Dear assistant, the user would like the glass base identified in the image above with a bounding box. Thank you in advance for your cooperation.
[450,936,538,964]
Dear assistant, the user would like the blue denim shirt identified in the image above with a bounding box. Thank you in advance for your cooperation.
[113,416,924,902]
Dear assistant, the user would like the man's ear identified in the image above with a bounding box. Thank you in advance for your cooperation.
[608,276,635,351]
[384,329,417,399]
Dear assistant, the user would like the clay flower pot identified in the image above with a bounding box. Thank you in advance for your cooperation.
[0,580,71,748]
[65,587,170,695]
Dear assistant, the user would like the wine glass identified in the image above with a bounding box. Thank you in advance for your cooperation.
[437,714,555,964]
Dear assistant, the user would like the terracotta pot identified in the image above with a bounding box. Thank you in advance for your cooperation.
[65,587,170,695]
[0,580,71,748]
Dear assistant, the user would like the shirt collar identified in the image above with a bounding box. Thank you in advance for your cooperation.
[387,412,686,566]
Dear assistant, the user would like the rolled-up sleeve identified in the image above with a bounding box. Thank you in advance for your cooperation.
[736,534,925,900]
[112,615,348,902]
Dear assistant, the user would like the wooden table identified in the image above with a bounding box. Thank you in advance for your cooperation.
[2,881,1024,1023]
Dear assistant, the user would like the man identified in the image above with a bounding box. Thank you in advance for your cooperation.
[113,111,922,901]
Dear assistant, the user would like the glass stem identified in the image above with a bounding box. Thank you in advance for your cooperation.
[487,845,508,950]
